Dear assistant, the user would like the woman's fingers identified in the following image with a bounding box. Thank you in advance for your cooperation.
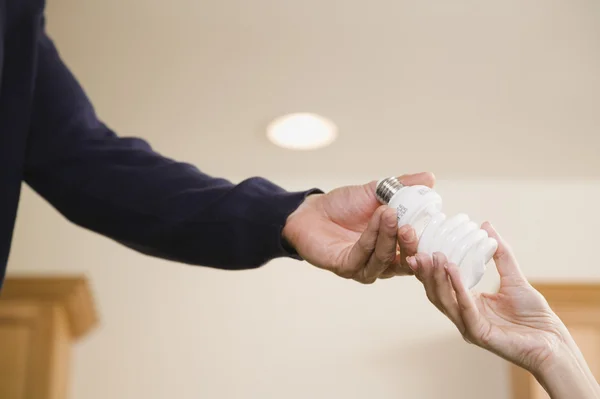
[409,253,468,335]
[415,257,487,347]
[447,263,482,342]
[432,254,466,335]
[408,253,465,334]
[414,254,439,306]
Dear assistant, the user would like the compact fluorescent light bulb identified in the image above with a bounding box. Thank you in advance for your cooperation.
[376,177,498,288]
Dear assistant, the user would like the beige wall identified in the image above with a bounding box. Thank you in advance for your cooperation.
[39,0,600,180]
[8,179,600,399]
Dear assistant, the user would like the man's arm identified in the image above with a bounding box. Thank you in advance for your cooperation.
[24,26,320,270]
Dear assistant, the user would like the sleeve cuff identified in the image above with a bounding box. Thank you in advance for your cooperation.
[223,177,324,265]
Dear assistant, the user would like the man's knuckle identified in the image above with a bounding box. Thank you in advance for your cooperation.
[358,239,376,253]
[336,264,357,279]
[338,269,354,279]
[374,251,394,265]
[425,290,436,303]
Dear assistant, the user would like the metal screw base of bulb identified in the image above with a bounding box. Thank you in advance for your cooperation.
[376,177,404,205]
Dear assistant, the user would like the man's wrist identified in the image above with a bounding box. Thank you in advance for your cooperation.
[281,191,323,259]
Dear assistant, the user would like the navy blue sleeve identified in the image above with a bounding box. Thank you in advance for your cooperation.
[23,29,321,270]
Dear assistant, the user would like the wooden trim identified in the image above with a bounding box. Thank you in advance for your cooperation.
[0,302,39,323]
[1,276,98,340]
[533,283,600,307]
[511,365,533,399]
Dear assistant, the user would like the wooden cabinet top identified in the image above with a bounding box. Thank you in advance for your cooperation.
[0,276,98,340]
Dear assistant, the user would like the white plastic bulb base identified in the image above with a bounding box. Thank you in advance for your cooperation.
[376,177,498,289]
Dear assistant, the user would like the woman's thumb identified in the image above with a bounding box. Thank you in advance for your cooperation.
[482,222,527,281]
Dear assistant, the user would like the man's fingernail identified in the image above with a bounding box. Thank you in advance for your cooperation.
[407,256,417,270]
[387,213,398,228]
[402,229,414,241]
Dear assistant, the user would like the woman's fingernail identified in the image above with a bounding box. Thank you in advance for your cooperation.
[401,228,414,241]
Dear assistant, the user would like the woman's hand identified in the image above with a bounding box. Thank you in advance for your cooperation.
[408,223,600,398]
[407,223,567,374]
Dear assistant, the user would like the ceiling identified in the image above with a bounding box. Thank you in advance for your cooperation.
[45,0,600,180]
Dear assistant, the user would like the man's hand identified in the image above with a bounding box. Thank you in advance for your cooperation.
[282,172,435,283]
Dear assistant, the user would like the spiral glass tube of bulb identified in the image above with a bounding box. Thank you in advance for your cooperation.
[375,177,498,288]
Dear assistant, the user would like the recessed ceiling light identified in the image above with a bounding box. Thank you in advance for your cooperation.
[266,113,338,150]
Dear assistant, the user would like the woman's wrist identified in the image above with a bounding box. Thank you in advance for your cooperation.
[533,342,599,398]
